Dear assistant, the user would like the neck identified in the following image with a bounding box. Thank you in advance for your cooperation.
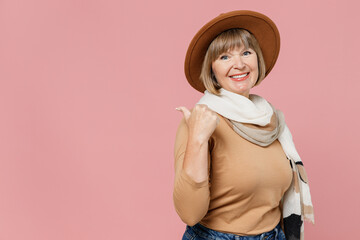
[219,88,251,99]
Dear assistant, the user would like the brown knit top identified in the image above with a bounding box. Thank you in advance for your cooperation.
[173,114,292,236]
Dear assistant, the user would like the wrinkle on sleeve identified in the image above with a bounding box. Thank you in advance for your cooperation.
[172,118,211,226]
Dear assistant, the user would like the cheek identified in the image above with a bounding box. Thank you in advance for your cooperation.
[212,62,230,77]
[251,60,259,76]
[211,63,222,79]
[254,66,259,77]
[211,62,218,75]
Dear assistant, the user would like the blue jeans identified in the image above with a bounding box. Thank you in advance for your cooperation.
[182,222,286,240]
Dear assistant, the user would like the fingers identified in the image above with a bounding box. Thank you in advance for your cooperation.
[195,104,217,120]
[176,106,191,122]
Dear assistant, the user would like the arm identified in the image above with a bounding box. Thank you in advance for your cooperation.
[173,105,218,226]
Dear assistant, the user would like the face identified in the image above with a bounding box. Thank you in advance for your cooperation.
[211,46,258,98]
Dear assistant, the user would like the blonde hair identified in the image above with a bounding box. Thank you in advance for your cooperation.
[200,28,266,95]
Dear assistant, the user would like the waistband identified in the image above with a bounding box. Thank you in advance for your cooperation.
[190,222,282,240]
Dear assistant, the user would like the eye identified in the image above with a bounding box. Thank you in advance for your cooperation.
[243,50,252,56]
[219,55,229,60]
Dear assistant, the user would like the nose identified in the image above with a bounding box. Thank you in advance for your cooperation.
[233,56,245,69]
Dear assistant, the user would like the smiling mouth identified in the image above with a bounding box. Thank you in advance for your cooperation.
[229,73,249,81]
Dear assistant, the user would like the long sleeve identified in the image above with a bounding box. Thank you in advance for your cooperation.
[172,115,292,235]
[172,118,211,226]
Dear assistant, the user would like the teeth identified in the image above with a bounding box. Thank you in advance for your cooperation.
[231,73,248,78]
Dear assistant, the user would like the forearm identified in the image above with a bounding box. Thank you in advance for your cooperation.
[182,137,209,183]
[173,168,210,226]
[177,104,217,184]
[173,119,211,226]
[173,105,218,225]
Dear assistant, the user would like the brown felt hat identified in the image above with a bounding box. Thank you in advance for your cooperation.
[184,10,280,93]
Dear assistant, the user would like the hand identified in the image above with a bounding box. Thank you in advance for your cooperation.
[177,104,219,144]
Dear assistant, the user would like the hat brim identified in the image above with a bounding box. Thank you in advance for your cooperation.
[184,10,280,93]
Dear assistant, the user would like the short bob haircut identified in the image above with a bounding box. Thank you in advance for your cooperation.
[200,28,266,95]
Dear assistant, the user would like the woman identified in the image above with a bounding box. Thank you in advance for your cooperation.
[173,10,314,240]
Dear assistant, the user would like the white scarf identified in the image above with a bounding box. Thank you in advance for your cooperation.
[197,88,315,240]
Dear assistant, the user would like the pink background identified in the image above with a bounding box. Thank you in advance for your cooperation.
[0,0,358,239]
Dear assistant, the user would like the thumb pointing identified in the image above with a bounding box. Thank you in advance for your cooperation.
[176,106,191,122]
